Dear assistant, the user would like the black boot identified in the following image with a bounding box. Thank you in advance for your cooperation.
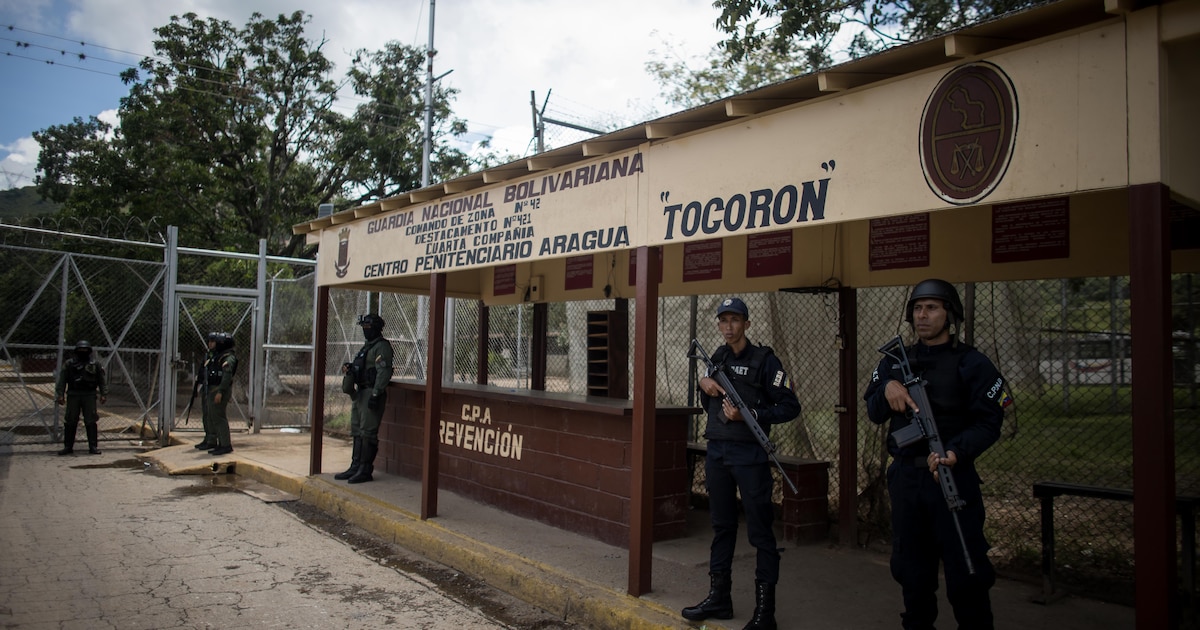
[681,571,733,621]
[334,437,362,480]
[86,423,100,454]
[347,439,377,484]
[742,580,777,630]
[194,439,213,450]
[59,426,76,455]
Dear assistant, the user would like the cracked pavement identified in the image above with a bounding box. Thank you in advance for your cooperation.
[0,445,538,629]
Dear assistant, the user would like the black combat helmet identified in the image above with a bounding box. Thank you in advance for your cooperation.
[206,332,234,352]
[358,313,385,341]
[74,340,92,356]
[905,279,964,324]
[357,313,386,330]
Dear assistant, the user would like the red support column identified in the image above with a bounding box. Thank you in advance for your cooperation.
[1129,182,1176,629]
[308,285,330,476]
[837,286,859,546]
[422,273,447,520]
[629,245,660,596]
[531,302,547,391]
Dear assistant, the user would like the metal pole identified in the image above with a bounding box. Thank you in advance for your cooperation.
[158,226,179,445]
[419,0,437,373]
[56,253,68,441]
[252,238,268,433]
[421,0,436,188]
[443,299,456,384]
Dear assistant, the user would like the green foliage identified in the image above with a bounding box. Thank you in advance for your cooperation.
[32,11,471,259]
[645,31,812,109]
[710,0,1047,67]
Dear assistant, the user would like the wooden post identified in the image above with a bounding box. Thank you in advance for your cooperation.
[837,286,858,546]
[532,302,547,391]
[308,285,330,476]
[421,273,447,520]
[629,245,659,596]
[1129,182,1176,628]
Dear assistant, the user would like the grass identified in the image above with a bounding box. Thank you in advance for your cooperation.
[976,384,1200,601]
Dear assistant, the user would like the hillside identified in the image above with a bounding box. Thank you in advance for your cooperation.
[0,186,61,219]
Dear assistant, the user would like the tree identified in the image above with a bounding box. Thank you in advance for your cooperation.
[710,0,1044,68]
[34,11,472,258]
[646,31,812,110]
[340,42,470,201]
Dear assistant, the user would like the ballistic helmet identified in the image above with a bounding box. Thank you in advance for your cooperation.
[905,279,964,324]
[357,313,386,330]
[206,332,235,352]
[74,340,92,354]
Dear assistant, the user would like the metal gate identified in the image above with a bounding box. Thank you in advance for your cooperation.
[0,224,316,447]
[0,241,166,446]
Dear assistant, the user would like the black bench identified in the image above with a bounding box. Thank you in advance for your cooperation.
[1032,481,1198,610]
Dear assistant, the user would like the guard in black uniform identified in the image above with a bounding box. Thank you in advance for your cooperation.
[682,297,800,630]
[863,279,1012,630]
[55,340,107,455]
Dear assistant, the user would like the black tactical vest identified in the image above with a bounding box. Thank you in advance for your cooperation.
[704,343,774,442]
[66,359,101,392]
[352,341,378,386]
[205,350,237,385]
[898,343,971,440]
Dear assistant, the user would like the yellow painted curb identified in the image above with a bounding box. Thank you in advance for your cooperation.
[299,477,690,630]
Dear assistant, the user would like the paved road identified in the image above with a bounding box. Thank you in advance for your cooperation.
[0,445,574,629]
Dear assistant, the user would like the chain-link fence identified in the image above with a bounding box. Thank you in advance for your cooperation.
[12,235,1192,603]
[0,237,319,445]
[0,245,167,446]
[362,276,1195,603]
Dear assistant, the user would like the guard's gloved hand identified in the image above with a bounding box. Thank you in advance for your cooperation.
[367,395,380,411]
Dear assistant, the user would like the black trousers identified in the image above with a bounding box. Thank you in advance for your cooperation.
[888,459,995,630]
[705,440,780,583]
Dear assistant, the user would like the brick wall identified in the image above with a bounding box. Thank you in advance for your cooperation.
[378,383,694,547]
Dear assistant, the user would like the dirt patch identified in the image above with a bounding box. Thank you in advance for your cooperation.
[279,500,580,629]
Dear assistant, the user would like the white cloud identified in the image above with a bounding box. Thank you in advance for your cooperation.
[0,137,42,189]
[1,0,725,185]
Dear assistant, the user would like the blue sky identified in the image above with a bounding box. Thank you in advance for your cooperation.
[0,0,724,190]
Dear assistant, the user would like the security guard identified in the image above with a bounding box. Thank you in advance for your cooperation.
[336,313,394,484]
[202,332,238,456]
[683,297,800,630]
[863,279,1011,630]
[194,339,218,450]
[55,340,108,455]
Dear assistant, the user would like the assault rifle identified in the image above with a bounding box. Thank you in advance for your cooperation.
[181,378,201,425]
[878,335,976,575]
[688,339,799,495]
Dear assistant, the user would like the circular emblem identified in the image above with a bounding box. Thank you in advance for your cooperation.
[920,62,1018,205]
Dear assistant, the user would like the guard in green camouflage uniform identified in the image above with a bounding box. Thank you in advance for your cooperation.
[203,332,238,456]
[194,341,218,451]
[336,314,394,484]
[56,340,108,455]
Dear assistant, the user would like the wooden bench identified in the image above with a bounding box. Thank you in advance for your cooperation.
[1032,481,1198,612]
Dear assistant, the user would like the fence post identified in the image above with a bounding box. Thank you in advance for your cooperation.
[157,226,179,446]
[251,239,267,433]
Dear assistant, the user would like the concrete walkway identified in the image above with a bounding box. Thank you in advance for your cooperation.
[144,431,1136,630]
